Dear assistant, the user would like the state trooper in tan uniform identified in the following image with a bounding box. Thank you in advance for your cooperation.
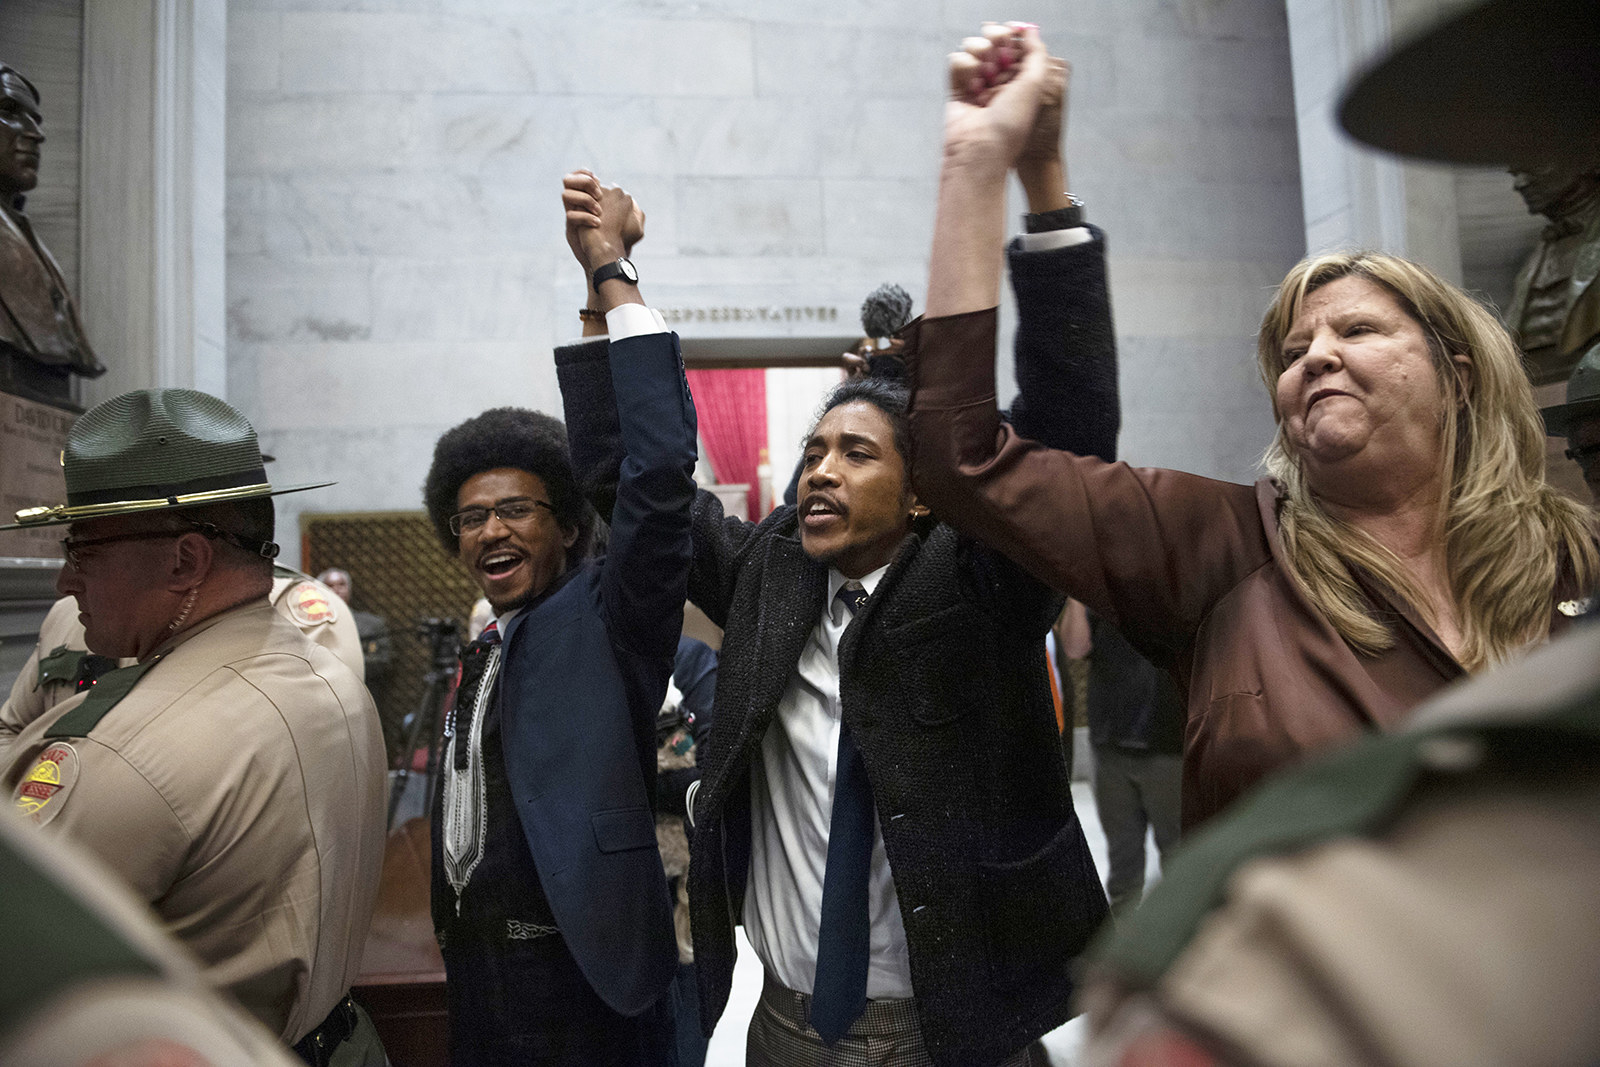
[0,388,388,1066]
[1,564,365,760]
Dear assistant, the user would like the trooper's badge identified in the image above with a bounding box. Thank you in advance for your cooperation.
[286,581,337,627]
[14,742,80,825]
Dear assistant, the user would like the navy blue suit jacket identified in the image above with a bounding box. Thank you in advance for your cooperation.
[498,328,698,1017]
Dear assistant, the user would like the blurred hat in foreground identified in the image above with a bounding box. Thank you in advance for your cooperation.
[1339,0,1600,165]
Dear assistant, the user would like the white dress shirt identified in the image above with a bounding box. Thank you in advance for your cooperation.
[1015,225,1092,253]
[603,300,668,340]
[743,563,915,998]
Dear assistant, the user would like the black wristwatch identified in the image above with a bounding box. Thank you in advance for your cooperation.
[591,257,639,291]
[1023,194,1086,234]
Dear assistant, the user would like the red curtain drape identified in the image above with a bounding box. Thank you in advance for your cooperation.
[685,368,767,520]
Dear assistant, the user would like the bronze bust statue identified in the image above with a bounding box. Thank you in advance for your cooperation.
[1506,150,1600,386]
[0,63,104,408]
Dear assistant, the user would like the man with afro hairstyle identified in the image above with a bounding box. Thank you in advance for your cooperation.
[419,171,697,1066]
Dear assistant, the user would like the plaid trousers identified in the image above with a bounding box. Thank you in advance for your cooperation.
[746,972,1043,1067]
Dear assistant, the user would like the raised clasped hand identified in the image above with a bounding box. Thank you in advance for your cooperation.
[944,23,1057,169]
[562,169,646,276]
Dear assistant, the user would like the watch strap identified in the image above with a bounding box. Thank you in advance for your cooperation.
[1024,194,1086,233]
[591,258,637,291]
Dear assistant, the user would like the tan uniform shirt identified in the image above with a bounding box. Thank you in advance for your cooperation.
[0,808,302,1067]
[268,570,366,682]
[1082,624,1600,1067]
[1,600,388,1043]
[1,571,365,763]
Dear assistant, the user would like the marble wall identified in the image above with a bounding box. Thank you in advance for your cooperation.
[1283,0,1541,309]
[227,0,1303,564]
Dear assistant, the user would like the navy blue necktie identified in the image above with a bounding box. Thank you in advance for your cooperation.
[811,583,874,1044]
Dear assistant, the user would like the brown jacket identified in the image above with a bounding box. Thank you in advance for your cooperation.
[906,308,1580,829]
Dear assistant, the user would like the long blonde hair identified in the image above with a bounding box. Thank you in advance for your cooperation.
[1256,251,1597,671]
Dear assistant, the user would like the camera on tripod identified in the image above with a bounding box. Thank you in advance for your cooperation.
[390,616,465,827]
[415,617,461,670]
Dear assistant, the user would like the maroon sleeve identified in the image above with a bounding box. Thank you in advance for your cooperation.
[905,308,1272,667]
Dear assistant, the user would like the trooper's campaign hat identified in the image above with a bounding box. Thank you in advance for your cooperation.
[1541,348,1600,437]
[1,388,330,531]
[1339,0,1600,165]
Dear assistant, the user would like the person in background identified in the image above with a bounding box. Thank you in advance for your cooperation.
[466,595,495,641]
[1541,348,1600,504]
[316,569,394,686]
[1060,600,1183,911]
[656,634,718,1067]
[316,567,398,757]
[842,282,914,384]
[907,26,1597,833]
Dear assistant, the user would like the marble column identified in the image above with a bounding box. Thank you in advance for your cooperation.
[1284,0,1473,281]
[79,0,226,404]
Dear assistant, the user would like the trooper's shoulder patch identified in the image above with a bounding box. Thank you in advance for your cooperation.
[284,581,338,628]
[14,742,80,825]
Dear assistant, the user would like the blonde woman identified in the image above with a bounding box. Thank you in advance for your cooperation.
[907,26,1598,830]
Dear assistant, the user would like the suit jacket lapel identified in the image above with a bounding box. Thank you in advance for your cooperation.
[736,532,827,763]
[837,530,921,671]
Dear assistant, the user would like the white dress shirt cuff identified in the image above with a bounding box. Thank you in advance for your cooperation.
[606,302,669,340]
[1015,226,1093,252]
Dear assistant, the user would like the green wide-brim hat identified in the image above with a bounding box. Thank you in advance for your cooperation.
[1338,0,1600,165]
[1541,348,1600,437]
[0,388,331,530]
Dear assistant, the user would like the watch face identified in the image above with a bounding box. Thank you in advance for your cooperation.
[619,259,639,283]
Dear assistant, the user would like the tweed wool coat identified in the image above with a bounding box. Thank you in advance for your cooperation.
[558,231,1119,1067]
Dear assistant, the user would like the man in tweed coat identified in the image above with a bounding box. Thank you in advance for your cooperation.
[557,48,1114,1067]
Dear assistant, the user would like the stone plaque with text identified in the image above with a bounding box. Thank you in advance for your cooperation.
[0,390,70,559]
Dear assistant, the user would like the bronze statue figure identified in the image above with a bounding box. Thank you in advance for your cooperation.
[1505,149,1600,386]
[0,63,104,409]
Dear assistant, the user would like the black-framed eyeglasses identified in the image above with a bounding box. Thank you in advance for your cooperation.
[448,498,556,536]
[1565,443,1600,463]
[61,520,279,570]
[61,530,183,570]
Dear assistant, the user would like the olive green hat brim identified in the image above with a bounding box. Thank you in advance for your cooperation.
[1338,0,1600,165]
[1541,396,1600,438]
[0,480,333,532]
